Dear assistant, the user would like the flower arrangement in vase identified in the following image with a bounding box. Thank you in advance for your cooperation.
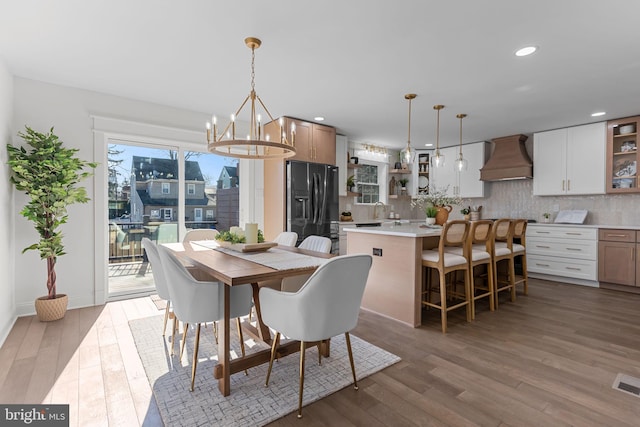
[410,185,462,225]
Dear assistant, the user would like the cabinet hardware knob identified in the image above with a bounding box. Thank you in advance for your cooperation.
[536,263,550,267]
[565,267,581,271]
[566,248,582,251]
[536,245,550,248]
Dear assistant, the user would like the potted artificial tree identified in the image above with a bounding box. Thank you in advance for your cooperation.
[7,126,96,321]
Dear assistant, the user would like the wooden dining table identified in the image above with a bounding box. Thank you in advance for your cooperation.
[163,241,333,396]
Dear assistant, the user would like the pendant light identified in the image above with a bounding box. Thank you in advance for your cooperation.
[431,105,445,168]
[205,37,296,159]
[454,113,468,172]
[401,94,417,164]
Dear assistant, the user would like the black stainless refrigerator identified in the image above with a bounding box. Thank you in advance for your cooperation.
[286,160,339,249]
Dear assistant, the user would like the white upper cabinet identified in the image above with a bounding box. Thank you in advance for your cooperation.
[430,142,487,198]
[533,122,606,196]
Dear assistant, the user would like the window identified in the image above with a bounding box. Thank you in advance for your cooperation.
[162,208,172,220]
[162,183,170,194]
[206,210,214,220]
[356,161,387,204]
[187,183,196,195]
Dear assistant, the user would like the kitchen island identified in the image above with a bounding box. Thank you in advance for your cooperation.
[345,222,441,327]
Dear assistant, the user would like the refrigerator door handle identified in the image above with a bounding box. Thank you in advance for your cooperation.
[312,173,320,224]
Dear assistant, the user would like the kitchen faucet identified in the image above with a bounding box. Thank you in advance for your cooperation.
[373,201,386,220]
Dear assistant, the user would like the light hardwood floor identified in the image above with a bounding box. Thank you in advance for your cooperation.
[1,278,640,426]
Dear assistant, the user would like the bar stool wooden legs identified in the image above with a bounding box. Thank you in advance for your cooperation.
[421,220,471,333]
[511,219,529,295]
[492,219,516,308]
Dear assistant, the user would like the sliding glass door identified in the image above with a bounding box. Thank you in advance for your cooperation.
[106,139,238,298]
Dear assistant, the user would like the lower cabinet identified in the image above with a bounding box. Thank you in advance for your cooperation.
[526,224,598,285]
[598,229,639,290]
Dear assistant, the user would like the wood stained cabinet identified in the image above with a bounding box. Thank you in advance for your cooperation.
[264,117,335,164]
[262,117,336,240]
[598,229,638,289]
[606,115,640,193]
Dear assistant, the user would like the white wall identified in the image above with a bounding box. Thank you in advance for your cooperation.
[12,77,253,315]
[0,59,16,343]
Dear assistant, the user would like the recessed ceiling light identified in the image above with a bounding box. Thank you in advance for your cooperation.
[314,116,325,121]
[591,111,606,117]
[515,46,537,57]
[425,143,433,147]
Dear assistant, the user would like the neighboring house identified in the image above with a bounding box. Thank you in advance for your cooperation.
[216,165,239,231]
[218,166,238,189]
[129,156,213,224]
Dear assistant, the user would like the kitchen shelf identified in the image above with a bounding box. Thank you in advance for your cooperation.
[346,191,362,197]
[347,163,361,169]
[607,116,640,193]
[388,194,411,200]
[389,169,411,174]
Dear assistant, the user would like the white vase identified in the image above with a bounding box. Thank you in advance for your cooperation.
[426,217,436,225]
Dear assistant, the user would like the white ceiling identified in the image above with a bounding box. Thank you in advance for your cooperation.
[2,0,640,150]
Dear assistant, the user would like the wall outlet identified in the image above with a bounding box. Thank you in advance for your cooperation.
[373,248,382,256]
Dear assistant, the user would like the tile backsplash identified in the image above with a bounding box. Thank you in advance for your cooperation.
[341,179,640,226]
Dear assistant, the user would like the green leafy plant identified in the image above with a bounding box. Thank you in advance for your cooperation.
[341,211,352,216]
[215,229,265,244]
[460,206,471,215]
[398,178,409,187]
[7,126,97,299]
[346,175,355,190]
[425,206,438,218]
[542,212,551,219]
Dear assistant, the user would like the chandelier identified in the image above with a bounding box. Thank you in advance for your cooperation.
[401,94,417,164]
[454,113,468,172]
[206,37,296,159]
[431,105,445,168]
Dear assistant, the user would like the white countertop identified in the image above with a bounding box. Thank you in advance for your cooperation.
[344,222,442,237]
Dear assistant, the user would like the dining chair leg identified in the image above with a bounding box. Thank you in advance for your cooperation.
[520,254,529,295]
[439,270,448,334]
[508,258,516,302]
[236,318,247,375]
[213,321,218,345]
[345,332,358,390]
[317,341,322,365]
[298,341,306,419]
[180,322,190,360]
[487,261,495,312]
[190,323,201,392]
[162,303,170,336]
[265,332,280,387]
[171,316,178,356]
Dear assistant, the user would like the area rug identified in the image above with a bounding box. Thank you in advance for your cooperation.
[129,315,400,426]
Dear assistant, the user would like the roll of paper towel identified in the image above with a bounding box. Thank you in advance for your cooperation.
[245,223,258,244]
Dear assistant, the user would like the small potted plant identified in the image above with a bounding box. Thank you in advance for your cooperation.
[346,175,356,192]
[7,126,97,321]
[341,211,353,221]
[542,212,551,223]
[398,178,409,195]
[460,206,471,221]
[425,206,438,225]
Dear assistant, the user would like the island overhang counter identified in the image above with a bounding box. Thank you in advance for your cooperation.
[345,223,441,327]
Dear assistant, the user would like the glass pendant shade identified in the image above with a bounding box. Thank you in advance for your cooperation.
[431,105,445,168]
[402,94,417,164]
[454,113,467,172]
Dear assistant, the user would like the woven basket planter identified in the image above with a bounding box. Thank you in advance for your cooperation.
[35,294,68,322]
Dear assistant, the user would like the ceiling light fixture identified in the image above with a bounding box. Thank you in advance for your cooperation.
[314,116,325,121]
[591,111,606,117]
[205,37,296,159]
[454,113,468,172]
[401,94,417,164]
[431,105,445,168]
[515,46,537,57]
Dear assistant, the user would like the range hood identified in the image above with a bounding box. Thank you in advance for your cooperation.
[480,134,532,181]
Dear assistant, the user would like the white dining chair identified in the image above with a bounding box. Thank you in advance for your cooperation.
[298,235,332,253]
[280,235,333,292]
[257,231,299,292]
[141,238,173,337]
[259,254,373,419]
[183,228,219,242]
[273,231,298,247]
[157,245,253,391]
